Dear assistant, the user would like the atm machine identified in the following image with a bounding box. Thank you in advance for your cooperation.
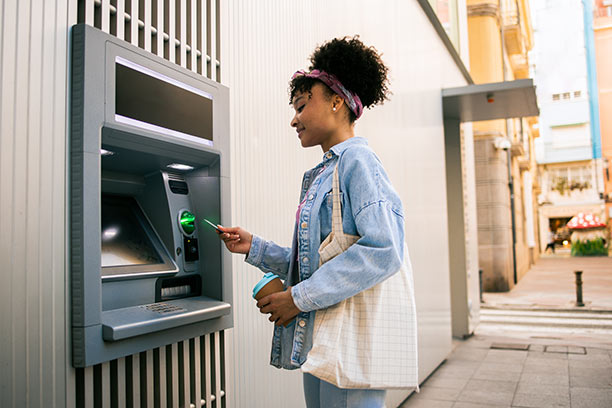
[70,24,232,367]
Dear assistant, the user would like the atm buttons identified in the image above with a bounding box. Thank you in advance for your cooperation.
[142,303,186,314]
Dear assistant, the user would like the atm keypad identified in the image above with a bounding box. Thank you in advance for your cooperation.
[142,303,186,314]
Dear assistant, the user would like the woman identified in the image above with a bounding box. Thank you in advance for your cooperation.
[218,37,406,408]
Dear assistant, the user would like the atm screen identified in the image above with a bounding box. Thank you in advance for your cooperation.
[115,57,213,145]
[101,195,177,278]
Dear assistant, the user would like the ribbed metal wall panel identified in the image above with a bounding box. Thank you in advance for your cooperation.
[221,1,473,407]
[0,0,74,407]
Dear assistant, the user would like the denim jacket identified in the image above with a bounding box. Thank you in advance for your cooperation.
[245,137,405,370]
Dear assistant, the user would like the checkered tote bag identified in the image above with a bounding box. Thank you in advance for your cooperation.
[301,164,419,390]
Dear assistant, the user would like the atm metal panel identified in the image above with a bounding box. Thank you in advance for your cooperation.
[70,24,232,367]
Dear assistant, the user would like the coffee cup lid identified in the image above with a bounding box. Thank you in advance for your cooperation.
[252,272,280,299]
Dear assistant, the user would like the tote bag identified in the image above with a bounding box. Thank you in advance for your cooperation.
[301,163,419,390]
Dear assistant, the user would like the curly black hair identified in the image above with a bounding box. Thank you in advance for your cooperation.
[289,36,390,123]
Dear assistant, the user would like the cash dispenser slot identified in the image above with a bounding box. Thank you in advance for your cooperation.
[156,275,202,301]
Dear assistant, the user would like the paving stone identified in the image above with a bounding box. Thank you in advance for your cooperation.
[477,362,524,373]
[472,367,522,382]
[463,379,517,393]
[423,376,470,390]
[529,344,546,352]
[522,363,569,376]
[524,356,569,367]
[410,386,461,402]
[570,374,612,388]
[442,360,481,370]
[546,345,568,353]
[456,340,491,350]
[570,387,612,408]
[528,351,569,360]
[511,392,570,408]
[569,358,612,369]
[491,342,530,351]
[399,397,453,408]
[456,388,515,406]
[515,382,570,397]
[487,349,529,360]
[453,402,510,408]
[585,347,611,355]
[567,346,586,355]
[568,352,606,361]
[519,372,569,386]
[448,348,490,363]
[434,363,479,379]
[483,354,528,365]
[569,366,612,378]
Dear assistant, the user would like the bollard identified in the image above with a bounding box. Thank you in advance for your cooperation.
[574,270,584,307]
[479,269,484,303]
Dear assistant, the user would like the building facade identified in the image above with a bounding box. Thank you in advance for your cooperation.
[594,0,612,229]
[531,0,606,252]
[466,0,540,291]
[0,1,479,407]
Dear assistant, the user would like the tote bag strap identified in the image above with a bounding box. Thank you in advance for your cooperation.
[331,164,345,236]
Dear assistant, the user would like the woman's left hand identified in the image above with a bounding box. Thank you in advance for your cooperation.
[257,286,301,326]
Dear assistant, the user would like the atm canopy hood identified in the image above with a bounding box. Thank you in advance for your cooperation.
[442,79,539,122]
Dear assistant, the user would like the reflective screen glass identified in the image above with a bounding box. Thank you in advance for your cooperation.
[115,60,213,142]
[101,196,162,269]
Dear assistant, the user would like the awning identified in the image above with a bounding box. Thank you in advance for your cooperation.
[442,79,539,122]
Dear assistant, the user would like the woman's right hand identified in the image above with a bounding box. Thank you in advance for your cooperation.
[217,226,253,255]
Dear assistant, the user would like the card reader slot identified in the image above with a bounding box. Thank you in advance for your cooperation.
[101,296,231,341]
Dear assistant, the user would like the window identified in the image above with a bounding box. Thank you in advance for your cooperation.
[428,0,460,52]
[562,92,571,99]
[574,90,582,98]
[552,93,560,101]
[549,165,592,196]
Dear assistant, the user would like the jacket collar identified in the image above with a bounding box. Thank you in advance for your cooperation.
[322,137,367,162]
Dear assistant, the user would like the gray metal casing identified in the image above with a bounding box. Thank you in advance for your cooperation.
[70,24,232,367]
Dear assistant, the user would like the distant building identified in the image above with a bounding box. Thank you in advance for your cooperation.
[467,0,540,291]
[531,0,605,252]
[594,0,612,226]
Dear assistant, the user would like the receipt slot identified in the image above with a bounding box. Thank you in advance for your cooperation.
[70,24,232,367]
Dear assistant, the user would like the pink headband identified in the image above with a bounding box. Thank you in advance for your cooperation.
[292,69,364,119]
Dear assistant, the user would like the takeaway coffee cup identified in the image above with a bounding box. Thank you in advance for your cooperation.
[252,272,294,327]
[252,272,284,300]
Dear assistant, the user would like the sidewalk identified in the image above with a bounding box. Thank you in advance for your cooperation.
[482,255,612,311]
[399,330,612,408]
[399,255,612,408]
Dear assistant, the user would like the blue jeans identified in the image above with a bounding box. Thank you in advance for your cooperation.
[303,373,387,408]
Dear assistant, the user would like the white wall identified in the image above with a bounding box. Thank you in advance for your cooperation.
[222,1,471,407]
[0,0,472,406]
